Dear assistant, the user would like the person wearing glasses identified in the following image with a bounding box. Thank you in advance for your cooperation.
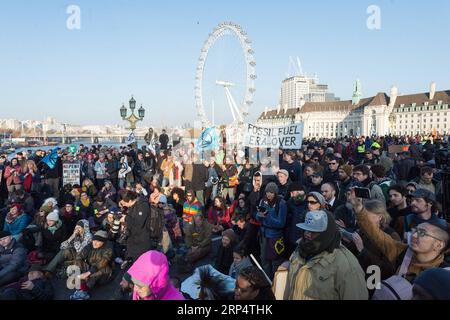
[323,156,340,186]
[234,266,275,301]
[350,189,450,285]
[182,190,203,225]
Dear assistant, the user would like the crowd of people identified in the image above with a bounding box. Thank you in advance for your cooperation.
[0,133,449,300]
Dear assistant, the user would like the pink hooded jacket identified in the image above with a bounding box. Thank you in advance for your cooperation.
[127,250,185,300]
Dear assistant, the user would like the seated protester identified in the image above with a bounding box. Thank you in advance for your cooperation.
[228,245,252,279]
[182,214,213,272]
[320,182,344,213]
[69,231,114,300]
[60,201,78,233]
[234,266,275,301]
[59,184,76,210]
[0,264,54,300]
[276,169,292,201]
[12,190,35,218]
[93,192,117,228]
[149,185,163,205]
[387,185,411,238]
[352,164,386,203]
[127,250,184,300]
[208,196,232,234]
[43,220,93,275]
[134,182,149,199]
[81,178,97,198]
[75,192,94,224]
[350,190,450,287]
[285,183,307,258]
[412,268,450,300]
[230,195,250,222]
[347,200,401,291]
[42,197,59,212]
[233,214,250,245]
[113,272,134,301]
[404,189,447,238]
[100,180,117,202]
[308,171,323,193]
[101,209,126,265]
[21,204,54,252]
[182,190,203,225]
[0,231,28,288]
[168,187,185,218]
[277,210,369,300]
[158,195,182,247]
[3,204,31,241]
[37,210,67,263]
[215,229,238,275]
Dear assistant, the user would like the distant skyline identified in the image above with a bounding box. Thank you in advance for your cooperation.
[1,0,450,126]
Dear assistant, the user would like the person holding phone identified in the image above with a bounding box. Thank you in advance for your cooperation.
[352,165,385,202]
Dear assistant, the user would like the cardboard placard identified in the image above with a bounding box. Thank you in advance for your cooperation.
[62,161,81,186]
[388,145,410,154]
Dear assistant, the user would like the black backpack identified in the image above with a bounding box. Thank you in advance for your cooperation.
[146,205,165,240]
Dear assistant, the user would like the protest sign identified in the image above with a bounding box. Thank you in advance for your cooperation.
[388,145,410,154]
[243,123,304,149]
[63,161,81,186]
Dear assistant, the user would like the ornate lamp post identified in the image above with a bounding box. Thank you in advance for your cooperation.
[120,96,146,133]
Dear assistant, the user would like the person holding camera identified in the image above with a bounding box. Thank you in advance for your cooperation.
[255,182,287,280]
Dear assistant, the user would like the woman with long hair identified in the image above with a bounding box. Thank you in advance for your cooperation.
[4,158,23,194]
[23,160,41,193]
[208,196,232,234]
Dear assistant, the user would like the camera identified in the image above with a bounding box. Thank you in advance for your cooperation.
[257,205,267,213]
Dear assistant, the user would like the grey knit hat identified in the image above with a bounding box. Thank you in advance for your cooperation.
[265,182,279,194]
[307,192,326,207]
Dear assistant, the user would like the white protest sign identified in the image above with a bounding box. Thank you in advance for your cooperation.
[62,161,81,186]
[243,123,304,149]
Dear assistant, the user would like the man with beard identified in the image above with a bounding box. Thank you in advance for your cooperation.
[284,183,307,258]
[337,165,353,203]
[278,210,368,300]
[387,185,411,238]
[352,165,385,203]
[403,189,447,239]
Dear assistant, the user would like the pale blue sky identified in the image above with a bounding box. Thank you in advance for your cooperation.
[0,0,449,126]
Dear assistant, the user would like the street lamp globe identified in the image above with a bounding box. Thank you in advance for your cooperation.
[129,96,136,110]
[120,104,127,118]
[138,105,145,118]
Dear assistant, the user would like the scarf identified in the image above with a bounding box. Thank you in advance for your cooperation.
[81,197,91,208]
[48,220,62,235]
[5,212,19,224]
[297,212,342,260]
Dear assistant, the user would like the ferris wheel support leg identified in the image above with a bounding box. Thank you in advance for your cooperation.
[225,87,243,123]
[224,88,237,123]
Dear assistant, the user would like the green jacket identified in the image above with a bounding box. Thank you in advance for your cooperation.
[184,221,213,249]
[283,245,369,300]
